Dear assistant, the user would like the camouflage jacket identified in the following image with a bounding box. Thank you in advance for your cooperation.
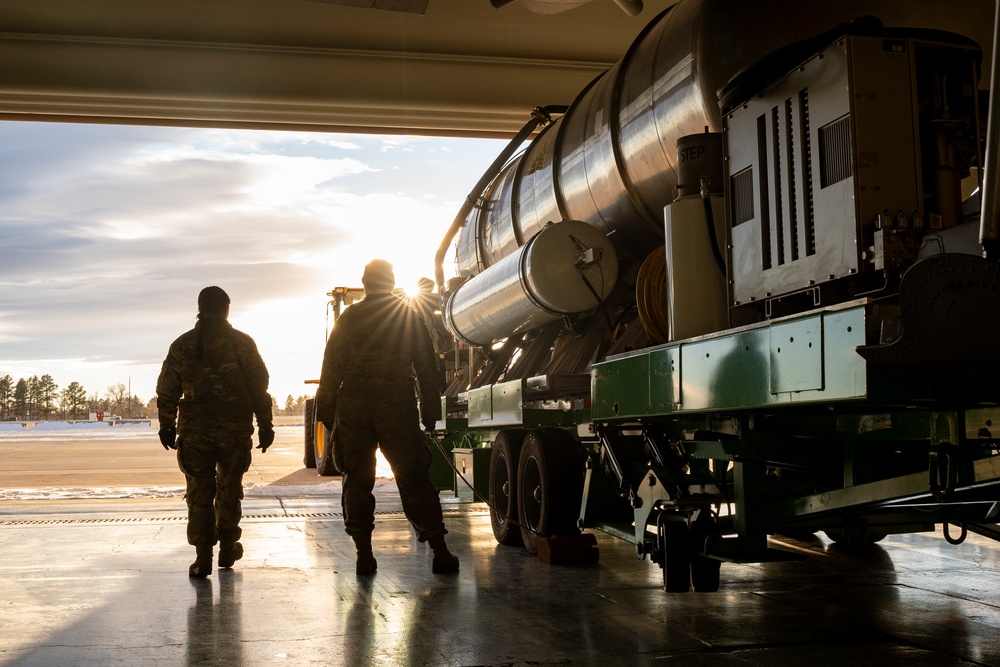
[315,292,441,426]
[156,317,272,437]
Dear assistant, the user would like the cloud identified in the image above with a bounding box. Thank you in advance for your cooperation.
[0,122,506,401]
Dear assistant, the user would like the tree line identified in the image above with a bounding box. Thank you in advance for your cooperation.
[0,374,315,422]
[0,374,151,421]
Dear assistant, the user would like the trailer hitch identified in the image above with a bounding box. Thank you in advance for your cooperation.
[929,442,960,501]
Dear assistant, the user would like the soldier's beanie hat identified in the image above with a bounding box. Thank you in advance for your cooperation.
[362,259,395,292]
[198,286,231,315]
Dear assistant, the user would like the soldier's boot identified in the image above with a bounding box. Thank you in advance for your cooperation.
[354,534,378,576]
[428,534,459,574]
[189,545,213,578]
[218,541,244,569]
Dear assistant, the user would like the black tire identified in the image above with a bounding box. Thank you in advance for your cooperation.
[303,398,317,469]
[824,528,887,549]
[517,428,585,555]
[660,520,691,593]
[489,429,527,546]
[315,421,340,476]
[690,512,721,592]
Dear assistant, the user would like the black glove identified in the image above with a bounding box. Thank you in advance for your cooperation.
[158,427,177,451]
[422,418,437,433]
[256,425,275,452]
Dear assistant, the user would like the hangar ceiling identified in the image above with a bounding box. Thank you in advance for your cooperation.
[0,0,680,137]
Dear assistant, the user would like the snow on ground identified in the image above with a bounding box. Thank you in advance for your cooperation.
[0,487,185,501]
[0,421,150,431]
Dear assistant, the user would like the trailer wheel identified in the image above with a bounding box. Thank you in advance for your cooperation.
[823,528,887,549]
[659,520,691,592]
[517,428,585,555]
[315,421,340,476]
[489,429,527,546]
[303,398,317,468]
[690,512,721,592]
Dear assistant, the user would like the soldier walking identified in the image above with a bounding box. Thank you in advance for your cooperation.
[315,259,459,575]
[156,286,274,578]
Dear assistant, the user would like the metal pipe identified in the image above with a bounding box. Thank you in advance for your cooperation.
[980,0,1000,259]
[433,105,563,292]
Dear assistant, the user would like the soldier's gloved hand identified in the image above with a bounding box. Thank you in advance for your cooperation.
[256,425,275,453]
[158,427,177,451]
[422,418,437,433]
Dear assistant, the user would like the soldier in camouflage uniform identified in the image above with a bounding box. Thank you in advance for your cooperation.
[315,259,459,575]
[157,286,274,578]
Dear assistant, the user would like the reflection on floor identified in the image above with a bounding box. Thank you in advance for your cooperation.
[1,493,999,666]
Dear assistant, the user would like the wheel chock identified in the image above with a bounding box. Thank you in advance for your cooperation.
[537,533,600,565]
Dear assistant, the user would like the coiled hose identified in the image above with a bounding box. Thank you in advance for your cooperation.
[636,246,671,344]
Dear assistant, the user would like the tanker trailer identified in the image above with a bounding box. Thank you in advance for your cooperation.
[428,0,1000,592]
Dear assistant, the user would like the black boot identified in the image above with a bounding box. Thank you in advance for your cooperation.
[428,534,459,574]
[218,541,243,569]
[189,545,213,578]
[353,534,377,576]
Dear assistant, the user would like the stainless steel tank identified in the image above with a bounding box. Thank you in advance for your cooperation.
[448,0,992,342]
[446,220,619,346]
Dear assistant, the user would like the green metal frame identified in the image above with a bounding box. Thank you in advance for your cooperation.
[591,302,868,420]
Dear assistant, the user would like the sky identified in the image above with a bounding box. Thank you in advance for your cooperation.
[0,121,507,405]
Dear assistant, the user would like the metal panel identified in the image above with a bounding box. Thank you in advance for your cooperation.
[490,380,524,426]
[592,303,870,419]
[591,353,650,420]
[725,39,858,305]
[648,347,680,409]
[468,386,492,427]
[681,329,772,411]
[769,317,824,394]
[820,308,868,400]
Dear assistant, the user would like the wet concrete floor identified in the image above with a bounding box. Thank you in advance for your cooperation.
[1,490,999,666]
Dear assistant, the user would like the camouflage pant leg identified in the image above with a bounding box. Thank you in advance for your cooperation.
[356,387,446,543]
[377,419,446,542]
[333,413,379,538]
[177,433,252,546]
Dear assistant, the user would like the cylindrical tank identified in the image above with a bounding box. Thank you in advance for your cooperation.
[666,196,728,340]
[446,220,619,346]
[453,0,993,280]
[666,131,728,340]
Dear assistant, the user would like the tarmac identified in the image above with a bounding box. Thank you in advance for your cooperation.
[2,488,1000,666]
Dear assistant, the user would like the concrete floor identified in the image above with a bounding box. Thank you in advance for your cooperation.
[2,490,999,666]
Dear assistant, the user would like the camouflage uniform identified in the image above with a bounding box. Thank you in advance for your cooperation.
[315,292,445,541]
[157,318,272,548]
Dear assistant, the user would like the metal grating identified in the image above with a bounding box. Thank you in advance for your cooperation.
[730,167,754,226]
[799,88,816,256]
[820,114,852,187]
[772,105,786,266]
[756,113,772,270]
[0,506,488,527]
[785,97,799,262]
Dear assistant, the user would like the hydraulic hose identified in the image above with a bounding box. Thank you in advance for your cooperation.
[433,105,566,293]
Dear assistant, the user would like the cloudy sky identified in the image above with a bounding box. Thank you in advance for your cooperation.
[0,121,506,405]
